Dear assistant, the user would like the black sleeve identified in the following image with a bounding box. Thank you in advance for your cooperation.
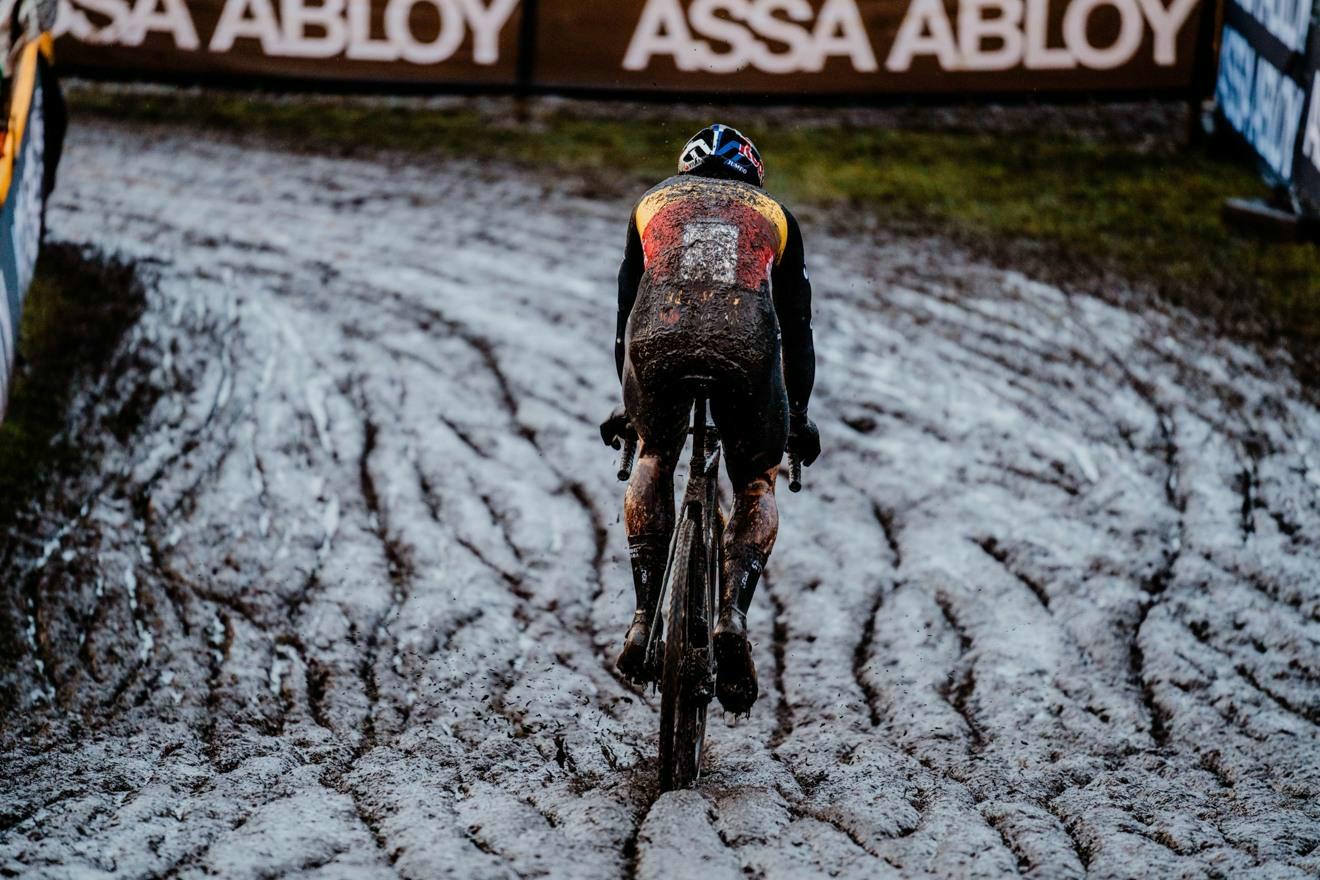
[771,209,815,415]
[615,214,644,382]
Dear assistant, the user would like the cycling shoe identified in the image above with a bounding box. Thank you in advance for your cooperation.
[616,611,653,684]
[713,608,758,714]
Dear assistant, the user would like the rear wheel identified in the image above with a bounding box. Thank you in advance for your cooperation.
[658,505,710,791]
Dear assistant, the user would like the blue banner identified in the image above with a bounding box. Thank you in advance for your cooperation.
[1215,0,1320,212]
[1289,19,1320,211]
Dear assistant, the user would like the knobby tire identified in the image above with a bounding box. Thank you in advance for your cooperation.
[658,507,707,791]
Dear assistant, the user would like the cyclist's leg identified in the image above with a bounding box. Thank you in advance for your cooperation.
[709,361,789,713]
[617,360,687,680]
[623,432,684,613]
[722,463,780,613]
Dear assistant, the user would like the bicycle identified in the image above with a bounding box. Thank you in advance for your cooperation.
[612,393,802,790]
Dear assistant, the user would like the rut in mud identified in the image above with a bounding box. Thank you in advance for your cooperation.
[1,119,1319,879]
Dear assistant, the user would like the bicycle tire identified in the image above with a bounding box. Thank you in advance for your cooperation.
[658,506,708,791]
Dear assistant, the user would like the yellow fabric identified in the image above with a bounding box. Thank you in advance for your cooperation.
[0,38,44,205]
[634,179,789,262]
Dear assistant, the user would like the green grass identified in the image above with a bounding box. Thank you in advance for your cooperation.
[59,87,1320,381]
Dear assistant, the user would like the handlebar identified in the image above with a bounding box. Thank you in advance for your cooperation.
[614,432,803,493]
[616,436,638,482]
[788,454,803,493]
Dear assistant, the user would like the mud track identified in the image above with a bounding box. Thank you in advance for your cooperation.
[2,120,1319,879]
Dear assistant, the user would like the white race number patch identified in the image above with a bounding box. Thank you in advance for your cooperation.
[679,221,738,285]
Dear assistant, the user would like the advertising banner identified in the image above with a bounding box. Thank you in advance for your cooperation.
[51,0,1209,95]
[0,40,56,422]
[1214,0,1320,210]
[1289,16,1320,209]
[535,0,1208,94]
[55,0,523,85]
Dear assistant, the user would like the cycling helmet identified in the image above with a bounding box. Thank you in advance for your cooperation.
[678,124,765,188]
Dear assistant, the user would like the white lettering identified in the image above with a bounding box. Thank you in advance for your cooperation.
[746,0,814,74]
[812,0,878,71]
[209,0,284,53]
[959,0,1024,70]
[1303,73,1320,174]
[626,0,879,74]
[1216,27,1305,182]
[1239,0,1310,54]
[65,0,516,64]
[123,0,199,48]
[61,0,1203,76]
[1215,24,1253,136]
[385,0,462,63]
[1024,0,1073,67]
[58,0,133,44]
[623,0,698,71]
[1248,56,1305,179]
[1062,0,1142,69]
[689,0,754,73]
[280,0,346,57]
[459,0,518,65]
[1135,0,1196,66]
[345,0,394,59]
[887,0,1195,72]
[886,0,959,71]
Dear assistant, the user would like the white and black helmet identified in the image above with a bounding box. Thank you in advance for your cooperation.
[678,124,765,188]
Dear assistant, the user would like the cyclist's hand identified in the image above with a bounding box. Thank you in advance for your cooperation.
[787,411,820,466]
[600,404,633,449]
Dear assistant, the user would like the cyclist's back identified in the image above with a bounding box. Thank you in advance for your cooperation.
[626,174,785,397]
[601,125,820,715]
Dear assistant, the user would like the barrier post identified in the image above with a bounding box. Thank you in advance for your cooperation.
[516,0,540,97]
[1186,0,1226,145]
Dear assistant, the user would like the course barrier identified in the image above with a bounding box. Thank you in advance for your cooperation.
[0,36,64,423]
[53,0,1213,97]
[1215,0,1320,213]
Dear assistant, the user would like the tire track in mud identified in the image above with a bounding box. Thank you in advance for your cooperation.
[0,120,1317,879]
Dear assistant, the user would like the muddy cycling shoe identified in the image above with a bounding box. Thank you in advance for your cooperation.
[713,608,758,714]
[616,611,653,684]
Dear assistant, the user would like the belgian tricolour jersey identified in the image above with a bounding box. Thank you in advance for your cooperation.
[632,175,788,292]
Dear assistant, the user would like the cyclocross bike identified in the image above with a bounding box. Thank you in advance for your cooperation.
[613,391,802,790]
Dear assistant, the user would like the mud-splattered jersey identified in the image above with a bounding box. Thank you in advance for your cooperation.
[632,175,788,291]
[615,173,815,416]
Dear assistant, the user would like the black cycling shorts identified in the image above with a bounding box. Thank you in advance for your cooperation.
[621,280,788,488]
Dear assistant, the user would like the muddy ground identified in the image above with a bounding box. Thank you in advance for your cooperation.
[1,117,1318,879]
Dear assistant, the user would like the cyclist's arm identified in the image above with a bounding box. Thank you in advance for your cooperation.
[616,215,644,382]
[772,209,815,415]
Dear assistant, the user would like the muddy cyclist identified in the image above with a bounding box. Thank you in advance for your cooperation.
[600,124,819,714]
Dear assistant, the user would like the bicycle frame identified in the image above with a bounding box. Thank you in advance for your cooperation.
[644,394,721,681]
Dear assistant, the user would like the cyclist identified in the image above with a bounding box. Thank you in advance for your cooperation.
[600,124,819,715]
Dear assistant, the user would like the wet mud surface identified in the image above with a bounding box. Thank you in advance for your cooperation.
[2,120,1319,879]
